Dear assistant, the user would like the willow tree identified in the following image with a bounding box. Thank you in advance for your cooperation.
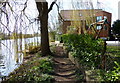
[69,0,96,35]
[36,0,57,56]
[0,0,40,64]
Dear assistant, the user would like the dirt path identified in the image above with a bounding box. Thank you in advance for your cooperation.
[52,46,79,82]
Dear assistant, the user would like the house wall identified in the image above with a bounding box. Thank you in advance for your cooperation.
[60,10,112,38]
[95,11,112,37]
[62,21,71,34]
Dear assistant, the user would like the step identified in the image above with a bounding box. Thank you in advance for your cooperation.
[55,70,76,77]
[55,63,75,69]
[54,76,78,82]
[55,66,76,72]
[54,61,74,65]
[53,58,73,64]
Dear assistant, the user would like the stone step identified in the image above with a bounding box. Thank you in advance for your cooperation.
[67,74,77,79]
[55,63,75,69]
[53,58,73,64]
[54,54,68,58]
[53,46,79,82]
[54,76,77,82]
[55,70,76,77]
[54,66,76,72]
[54,61,74,65]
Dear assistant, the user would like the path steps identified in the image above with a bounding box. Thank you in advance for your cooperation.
[52,46,80,82]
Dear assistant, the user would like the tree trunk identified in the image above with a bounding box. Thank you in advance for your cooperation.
[36,2,51,56]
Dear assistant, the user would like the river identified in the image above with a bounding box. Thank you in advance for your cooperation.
[0,37,40,77]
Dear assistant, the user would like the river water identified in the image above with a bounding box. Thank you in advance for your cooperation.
[0,37,40,77]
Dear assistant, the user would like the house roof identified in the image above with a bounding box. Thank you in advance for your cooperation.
[59,9,111,21]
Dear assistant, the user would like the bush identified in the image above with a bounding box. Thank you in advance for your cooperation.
[38,59,54,74]
[101,61,120,81]
[62,34,103,68]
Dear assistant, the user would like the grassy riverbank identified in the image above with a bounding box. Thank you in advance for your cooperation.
[1,39,120,82]
[2,53,54,83]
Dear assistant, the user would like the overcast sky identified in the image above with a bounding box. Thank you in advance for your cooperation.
[45,0,120,24]
[2,0,119,34]
[27,0,120,24]
[99,0,120,23]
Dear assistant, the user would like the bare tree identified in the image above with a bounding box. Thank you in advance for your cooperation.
[36,0,57,56]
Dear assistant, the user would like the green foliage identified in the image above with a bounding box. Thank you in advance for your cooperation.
[62,34,120,81]
[55,34,61,41]
[5,58,54,82]
[38,59,54,74]
[101,61,120,81]
[49,31,56,42]
[62,34,103,68]
[112,20,120,35]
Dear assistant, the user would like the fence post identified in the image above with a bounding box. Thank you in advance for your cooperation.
[101,40,107,70]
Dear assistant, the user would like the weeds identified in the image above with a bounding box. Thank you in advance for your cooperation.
[2,57,54,83]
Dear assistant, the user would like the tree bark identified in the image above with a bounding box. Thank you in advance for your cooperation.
[36,2,51,56]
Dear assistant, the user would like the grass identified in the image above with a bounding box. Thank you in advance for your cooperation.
[106,46,120,57]
[105,46,120,69]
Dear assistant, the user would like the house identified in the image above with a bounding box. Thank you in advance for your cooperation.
[59,9,112,39]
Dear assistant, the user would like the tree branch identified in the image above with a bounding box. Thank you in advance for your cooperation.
[48,0,57,13]
[55,3,64,22]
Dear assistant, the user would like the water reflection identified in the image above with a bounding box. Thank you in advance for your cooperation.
[0,37,40,76]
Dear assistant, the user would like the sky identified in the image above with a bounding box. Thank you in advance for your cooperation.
[22,0,120,33]
[46,0,120,24]
[98,0,120,23]
[1,0,120,34]
[19,0,120,25]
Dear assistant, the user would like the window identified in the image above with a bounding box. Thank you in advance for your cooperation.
[97,25,102,30]
[96,16,102,22]
[104,16,107,20]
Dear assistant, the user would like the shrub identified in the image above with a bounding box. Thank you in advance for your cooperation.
[101,61,120,81]
[62,34,103,68]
